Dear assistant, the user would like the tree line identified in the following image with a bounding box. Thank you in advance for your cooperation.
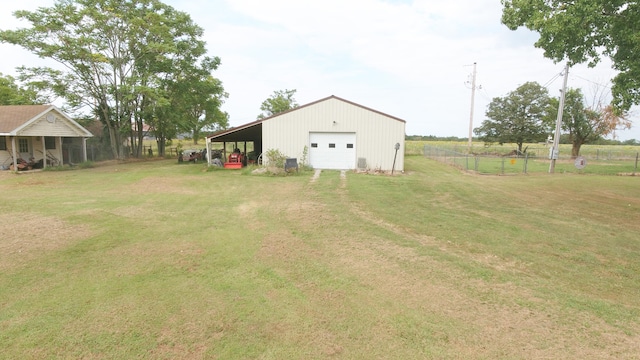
[405,133,639,147]
[474,81,631,157]
[3,1,640,159]
[496,0,639,156]
[0,0,229,159]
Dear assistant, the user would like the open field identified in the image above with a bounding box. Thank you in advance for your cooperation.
[411,141,640,175]
[405,140,640,158]
[1,157,640,359]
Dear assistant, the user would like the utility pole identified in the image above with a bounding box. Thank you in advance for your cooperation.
[549,63,570,173]
[467,62,477,153]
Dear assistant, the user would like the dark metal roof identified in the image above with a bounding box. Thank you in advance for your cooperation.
[207,120,262,143]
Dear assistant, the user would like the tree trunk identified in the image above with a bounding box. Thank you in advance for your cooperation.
[106,125,118,160]
[157,137,166,157]
[129,132,138,158]
[100,105,121,160]
[571,142,582,158]
[134,115,144,158]
[98,101,127,160]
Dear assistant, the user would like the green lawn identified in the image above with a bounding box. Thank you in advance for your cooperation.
[1,157,639,359]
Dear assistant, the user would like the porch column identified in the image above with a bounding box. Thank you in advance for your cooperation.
[57,137,62,164]
[206,138,211,166]
[82,137,88,162]
[11,137,17,172]
[42,136,47,169]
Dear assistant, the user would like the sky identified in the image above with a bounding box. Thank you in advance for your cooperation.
[1,0,639,141]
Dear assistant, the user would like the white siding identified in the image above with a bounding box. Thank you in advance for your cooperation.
[262,97,405,171]
[19,113,88,137]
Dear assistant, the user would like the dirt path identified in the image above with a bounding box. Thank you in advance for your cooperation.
[310,169,321,183]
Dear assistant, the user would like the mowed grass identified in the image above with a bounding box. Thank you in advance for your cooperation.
[1,157,640,359]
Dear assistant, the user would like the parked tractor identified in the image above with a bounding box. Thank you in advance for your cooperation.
[224,149,244,169]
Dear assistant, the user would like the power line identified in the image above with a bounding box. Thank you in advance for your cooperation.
[478,87,493,102]
[542,71,563,89]
[571,74,612,90]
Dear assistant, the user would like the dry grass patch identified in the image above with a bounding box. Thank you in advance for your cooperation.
[0,212,93,270]
[124,176,201,195]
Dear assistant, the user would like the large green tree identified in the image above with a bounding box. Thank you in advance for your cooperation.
[257,89,299,119]
[548,88,632,157]
[0,0,226,159]
[474,82,552,153]
[0,73,39,105]
[174,75,229,146]
[501,0,640,113]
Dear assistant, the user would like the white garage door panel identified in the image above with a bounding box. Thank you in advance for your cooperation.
[309,132,356,169]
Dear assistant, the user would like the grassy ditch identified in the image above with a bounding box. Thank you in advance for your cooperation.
[1,158,639,359]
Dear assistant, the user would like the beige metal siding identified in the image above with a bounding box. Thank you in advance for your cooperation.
[19,115,87,137]
[262,97,405,171]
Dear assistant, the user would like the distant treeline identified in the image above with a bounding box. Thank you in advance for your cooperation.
[405,135,639,146]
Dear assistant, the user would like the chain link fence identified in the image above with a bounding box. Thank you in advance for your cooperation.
[423,145,640,175]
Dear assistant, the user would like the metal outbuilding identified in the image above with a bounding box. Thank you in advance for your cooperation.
[206,95,405,171]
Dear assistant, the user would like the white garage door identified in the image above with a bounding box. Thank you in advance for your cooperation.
[309,132,356,169]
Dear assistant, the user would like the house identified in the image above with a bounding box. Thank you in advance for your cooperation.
[206,95,406,171]
[0,105,93,170]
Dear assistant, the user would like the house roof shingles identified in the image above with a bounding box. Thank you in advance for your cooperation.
[0,105,51,134]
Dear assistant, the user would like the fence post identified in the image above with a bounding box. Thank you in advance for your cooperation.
[474,156,479,172]
[523,153,528,174]
[501,157,505,175]
[635,152,639,176]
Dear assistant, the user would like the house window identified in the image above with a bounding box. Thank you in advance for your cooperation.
[346,143,354,149]
[311,143,318,148]
[45,137,56,149]
[328,143,336,148]
[18,139,29,153]
[0,137,6,151]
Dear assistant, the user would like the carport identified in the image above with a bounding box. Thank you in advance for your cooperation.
[206,119,263,166]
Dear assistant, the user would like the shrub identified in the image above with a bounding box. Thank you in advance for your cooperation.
[78,161,95,169]
[264,149,287,168]
[42,165,69,172]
